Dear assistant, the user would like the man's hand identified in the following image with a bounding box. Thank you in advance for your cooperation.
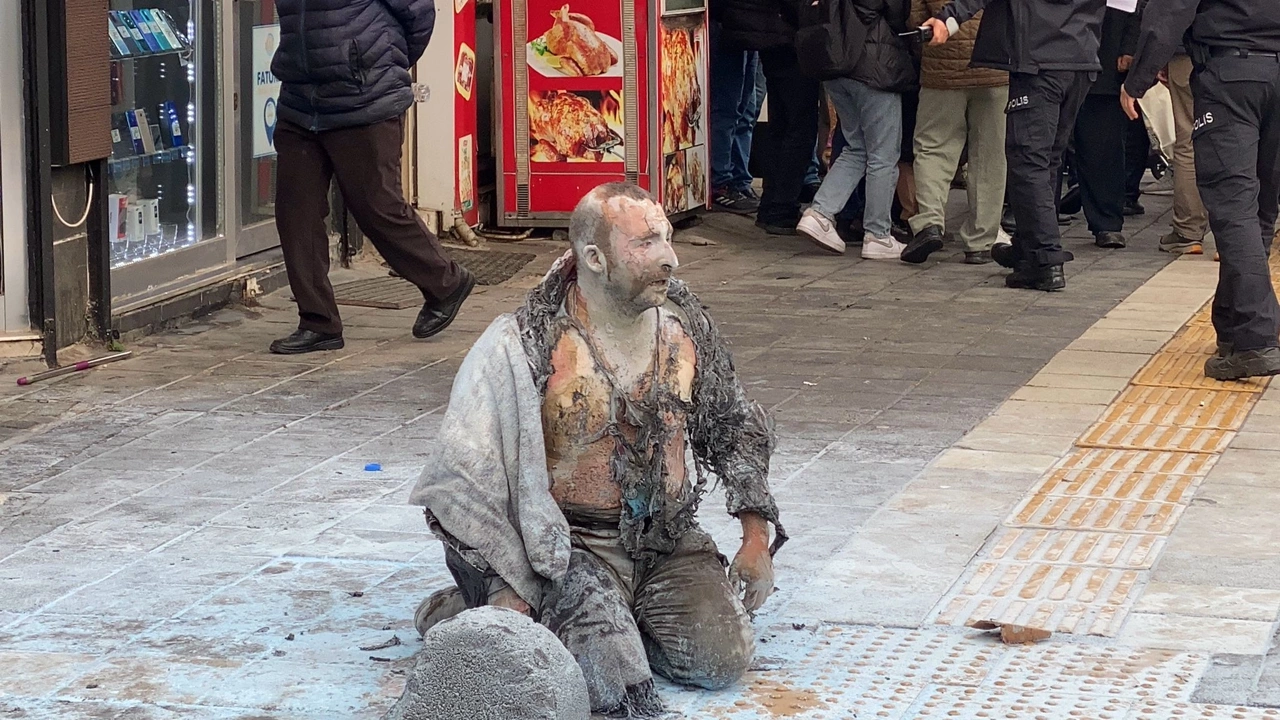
[489,586,532,616]
[1120,86,1141,121]
[729,512,774,614]
[1117,55,1133,72]
[923,18,950,45]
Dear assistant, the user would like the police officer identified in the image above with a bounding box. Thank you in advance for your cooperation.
[1121,0,1280,380]
[923,0,1107,291]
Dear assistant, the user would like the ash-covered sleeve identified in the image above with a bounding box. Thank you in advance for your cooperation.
[669,282,788,555]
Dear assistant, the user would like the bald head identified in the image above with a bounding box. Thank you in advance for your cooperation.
[568,182,660,260]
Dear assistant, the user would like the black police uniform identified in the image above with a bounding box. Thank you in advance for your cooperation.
[1126,0,1280,379]
[937,0,1108,290]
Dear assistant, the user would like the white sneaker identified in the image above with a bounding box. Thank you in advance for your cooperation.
[997,228,1013,245]
[797,209,846,255]
[861,232,907,260]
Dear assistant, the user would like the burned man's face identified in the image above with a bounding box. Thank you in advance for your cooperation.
[599,198,678,314]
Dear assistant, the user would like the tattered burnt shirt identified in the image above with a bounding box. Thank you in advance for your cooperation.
[517,259,786,563]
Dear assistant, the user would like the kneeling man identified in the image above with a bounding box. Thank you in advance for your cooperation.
[409,182,786,717]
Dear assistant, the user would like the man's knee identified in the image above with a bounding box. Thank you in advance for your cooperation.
[654,613,754,690]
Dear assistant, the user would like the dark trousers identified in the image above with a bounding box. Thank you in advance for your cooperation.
[1073,94,1127,234]
[756,47,820,227]
[1005,70,1093,267]
[275,117,464,335]
[1191,54,1280,352]
[1125,114,1150,203]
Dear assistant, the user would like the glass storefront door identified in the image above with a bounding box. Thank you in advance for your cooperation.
[233,0,280,257]
[106,0,225,302]
[0,0,26,334]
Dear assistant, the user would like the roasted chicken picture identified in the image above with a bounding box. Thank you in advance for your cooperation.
[664,153,687,214]
[531,5,619,77]
[686,151,706,207]
[660,24,703,154]
[528,90,623,162]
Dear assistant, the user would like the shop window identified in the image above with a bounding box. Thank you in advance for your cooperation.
[106,0,220,269]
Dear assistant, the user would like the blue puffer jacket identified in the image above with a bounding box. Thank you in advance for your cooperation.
[272,0,435,131]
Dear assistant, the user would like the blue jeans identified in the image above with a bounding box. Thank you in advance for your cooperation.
[830,121,865,224]
[812,78,902,237]
[709,23,764,193]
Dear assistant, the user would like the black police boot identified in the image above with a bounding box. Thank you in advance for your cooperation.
[1204,347,1280,381]
[901,225,945,264]
[990,242,1018,269]
[1095,231,1127,249]
[269,329,345,355]
[1005,263,1066,292]
[413,269,476,339]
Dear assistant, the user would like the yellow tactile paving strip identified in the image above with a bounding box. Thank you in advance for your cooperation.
[935,257,1280,637]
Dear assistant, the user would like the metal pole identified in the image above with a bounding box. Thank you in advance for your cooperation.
[21,0,57,367]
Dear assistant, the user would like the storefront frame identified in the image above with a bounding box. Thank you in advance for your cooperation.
[1,0,29,335]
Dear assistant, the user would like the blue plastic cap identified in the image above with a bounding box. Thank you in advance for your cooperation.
[364,463,382,472]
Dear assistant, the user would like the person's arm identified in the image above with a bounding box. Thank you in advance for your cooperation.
[380,0,436,64]
[670,282,786,613]
[1124,0,1198,98]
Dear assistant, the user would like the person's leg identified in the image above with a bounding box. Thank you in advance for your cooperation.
[1192,58,1280,368]
[274,119,341,336]
[909,87,968,236]
[959,84,1009,253]
[1004,71,1083,274]
[858,84,903,240]
[1167,54,1209,247]
[709,22,749,195]
[323,117,466,303]
[810,79,870,223]
[1124,112,1151,209]
[541,547,658,716]
[730,50,765,193]
[1073,94,1126,237]
[757,47,820,229]
[634,529,754,691]
[897,89,921,222]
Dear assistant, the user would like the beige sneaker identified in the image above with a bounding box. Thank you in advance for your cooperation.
[862,232,907,260]
[797,209,847,255]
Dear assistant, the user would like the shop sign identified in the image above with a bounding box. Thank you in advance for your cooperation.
[253,24,282,158]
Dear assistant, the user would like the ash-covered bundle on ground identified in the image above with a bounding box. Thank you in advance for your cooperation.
[381,606,591,720]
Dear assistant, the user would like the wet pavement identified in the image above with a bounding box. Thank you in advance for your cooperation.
[3,191,1280,718]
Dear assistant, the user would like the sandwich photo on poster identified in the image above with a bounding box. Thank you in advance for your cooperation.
[527,3,623,77]
[528,89,625,162]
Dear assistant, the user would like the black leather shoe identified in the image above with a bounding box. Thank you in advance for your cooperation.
[413,269,476,339]
[1124,199,1145,216]
[1204,347,1280,381]
[1005,264,1066,292]
[269,329,345,355]
[1095,231,1127,249]
[990,242,1018,269]
[901,225,945,264]
[964,251,992,265]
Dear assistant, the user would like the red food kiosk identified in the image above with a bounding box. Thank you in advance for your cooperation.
[416,0,710,228]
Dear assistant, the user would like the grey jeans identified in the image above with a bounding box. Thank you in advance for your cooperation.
[812,77,903,238]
